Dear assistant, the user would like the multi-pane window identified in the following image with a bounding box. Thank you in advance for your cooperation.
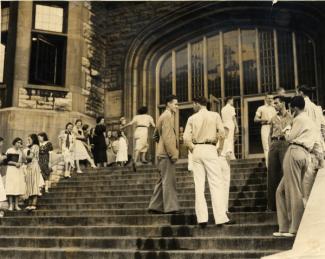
[224,30,240,97]
[29,3,67,86]
[159,54,172,104]
[34,4,64,33]
[242,30,258,95]
[296,32,316,87]
[176,48,188,102]
[278,30,295,90]
[191,41,204,98]
[259,30,276,93]
[207,35,221,98]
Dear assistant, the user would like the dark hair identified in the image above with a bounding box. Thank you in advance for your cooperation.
[290,96,305,110]
[0,137,3,142]
[82,124,89,131]
[65,122,73,129]
[117,130,123,137]
[29,134,39,147]
[96,116,104,124]
[138,106,148,115]
[75,119,82,125]
[165,95,177,105]
[12,137,22,146]
[297,84,313,97]
[206,101,211,111]
[273,95,286,103]
[38,132,49,141]
[225,96,233,103]
[193,96,208,106]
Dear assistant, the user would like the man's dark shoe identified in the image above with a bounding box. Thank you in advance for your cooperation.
[147,209,163,214]
[132,161,137,172]
[224,219,236,225]
[198,222,208,229]
[165,210,184,214]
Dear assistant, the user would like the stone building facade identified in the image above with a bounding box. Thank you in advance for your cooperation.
[1,1,325,158]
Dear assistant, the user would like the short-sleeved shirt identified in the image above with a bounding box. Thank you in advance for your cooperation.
[270,111,293,138]
[221,104,236,125]
[131,114,155,128]
[255,104,277,123]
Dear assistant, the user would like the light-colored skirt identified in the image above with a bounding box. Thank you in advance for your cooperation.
[0,174,6,202]
[74,140,92,161]
[63,148,75,167]
[24,162,42,197]
[134,127,149,152]
[5,166,26,196]
[116,147,128,162]
[107,147,116,164]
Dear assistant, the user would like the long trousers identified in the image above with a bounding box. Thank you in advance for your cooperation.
[261,125,271,168]
[192,145,229,224]
[276,145,309,233]
[148,157,180,213]
[267,140,289,211]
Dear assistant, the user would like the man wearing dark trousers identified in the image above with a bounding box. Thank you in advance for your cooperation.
[148,95,182,214]
[267,95,292,211]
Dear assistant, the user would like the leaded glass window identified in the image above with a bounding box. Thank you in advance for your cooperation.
[159,54,172,104]
[191,41,204,98]
[224,30,240,97]
[176,48,188,102]
[35,4,64,33]
[207,35,221,98]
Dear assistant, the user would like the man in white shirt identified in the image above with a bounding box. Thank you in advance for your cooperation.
[254,94,277,168]
[183,96,234,228]
[221,96,239,160]
[274,96,318,237]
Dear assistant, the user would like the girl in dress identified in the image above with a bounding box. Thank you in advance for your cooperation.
[5,138,26,211]
[0,137,7,217]
[106,131,116,166]
[93,117,107,167]
[24,134,42,211]
[59,123,75,178]
[116,131,128,166]
[38,132,53,193]
[73,120,96,173]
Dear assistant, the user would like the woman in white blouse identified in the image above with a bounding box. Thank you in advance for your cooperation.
[121,106,155,164]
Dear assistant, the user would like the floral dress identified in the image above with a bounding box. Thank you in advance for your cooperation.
[38,142,53,181]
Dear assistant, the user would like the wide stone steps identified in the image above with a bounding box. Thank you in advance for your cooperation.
[0,224,279,237]
[0,236,292,250]
[0,247,284,259]
[0,159,292,258]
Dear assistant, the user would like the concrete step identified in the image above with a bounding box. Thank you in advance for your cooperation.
[39,190,266,200]
[0,247,284,259]
[0,212,277,226]
[0,223,279,237]
[0,236,294,250]
[46,184,267,196]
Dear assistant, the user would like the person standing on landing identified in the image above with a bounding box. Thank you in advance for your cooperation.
[148,95,182,214]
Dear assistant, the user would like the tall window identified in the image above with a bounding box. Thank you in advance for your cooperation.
[176,48,188,102]
[278,30,295,90]
[159,55,172,104]
[191,40,204,98]
[29,3,67,86]
[1,4,9,84]
[224,30,240,97]
[259,30,276,93]
[242,30,258,95]
[207,34,221,98]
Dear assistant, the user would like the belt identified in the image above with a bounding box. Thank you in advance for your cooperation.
[193,141,217,146]
[137,125,147,128]
[290,143,309,152]
[271,136,286,141]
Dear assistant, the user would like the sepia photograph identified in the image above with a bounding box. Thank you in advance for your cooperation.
[0,0,324,258]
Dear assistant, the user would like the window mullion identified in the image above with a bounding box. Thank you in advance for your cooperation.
[172,50,176,95]
[292,32,299,88]
[274,29,280,90]
[238,29,244,97]
[220,31,225,105]
[187,43,192,102]
[256,28,262,93]
[203,36,208,98]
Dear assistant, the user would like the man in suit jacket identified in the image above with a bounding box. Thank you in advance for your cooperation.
[148,95,182,214]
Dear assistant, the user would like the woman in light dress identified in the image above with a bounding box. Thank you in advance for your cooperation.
[121,106,155,164]
[73,119,96,173]
[116,131,128,166]
[106,131,116,166]
[59,123,75,178]
[38,132,53,193]
[0,137,7,217]
[24,134,42,211]
[5,138,26,211]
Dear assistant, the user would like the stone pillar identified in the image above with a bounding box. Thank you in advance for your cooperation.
[11,1,33,107]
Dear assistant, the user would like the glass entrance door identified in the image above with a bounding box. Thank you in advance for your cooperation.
[243,97,265,158]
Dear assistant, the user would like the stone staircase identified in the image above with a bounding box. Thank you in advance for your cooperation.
[0,159,294,258]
